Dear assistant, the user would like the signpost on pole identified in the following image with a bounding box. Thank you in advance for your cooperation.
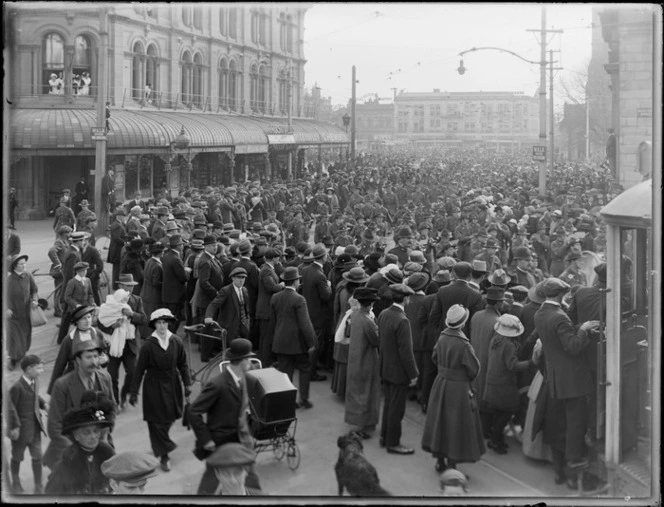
[532,145,547,162]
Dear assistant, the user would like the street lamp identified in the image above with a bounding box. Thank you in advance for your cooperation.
[457,45,556,196]
[167,126,192,192]
[342,113,350,133]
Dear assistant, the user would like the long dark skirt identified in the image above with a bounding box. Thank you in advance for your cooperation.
[147,421,176,458]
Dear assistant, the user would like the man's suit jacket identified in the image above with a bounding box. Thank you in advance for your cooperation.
[256,264,282,321]
[8,377,47,444]
[44,368,115,469]
[96,294,148,354]
[81,245,104,283]
[140,258,163,310]
[192,252,224,310]
[161,248,187,305]
[150,219,166,241]
[107,220,126,264]
[534,302,593,400]
[62,246,83,291]
[567,285,605,327]
[236,257,260,315]
[269,288,317,355]
[300,262,332,329]
[429,279,486,336]
[378,305,419,385]
[63,276,95,312]
[188,368,251,453]
[221,258,241,287]
[404,293,427,352]
[205,284,249,341]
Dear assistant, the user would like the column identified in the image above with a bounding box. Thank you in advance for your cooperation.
[263,153,271,183]
[228,153,235,185]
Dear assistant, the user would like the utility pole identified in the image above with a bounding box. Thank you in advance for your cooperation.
[549,49,555,179]
[287,59,293,180]
[351,65,356,170]
[94,7,109,235]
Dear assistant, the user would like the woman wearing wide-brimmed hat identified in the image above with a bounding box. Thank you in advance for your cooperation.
[422,304,485,473]
[129,309,191,473]
[6,254,39,370]
[330,267,370,398]
[44,402,115,495]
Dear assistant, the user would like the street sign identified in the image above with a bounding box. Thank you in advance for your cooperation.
[532,145,546,162]
[91,127,107,141]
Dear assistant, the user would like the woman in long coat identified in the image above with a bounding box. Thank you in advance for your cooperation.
[421,304,485,472]
[6,254,39,370]
[129,308,191,472]
[331,267,369,397]
[344,288,381,438]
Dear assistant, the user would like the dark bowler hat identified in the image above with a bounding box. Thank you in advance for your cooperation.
[406,271,431,292]
[116,274,139,286]
[394,226,413,239]
[280,266,301,281]
[62,405,113,437]
[353,287,379,302]
[102,451,160,485]
[541,278,570,298]
[169,234,183,247]
[237,239,252,255]
[203,235,217,246]
[229,267,248,278]
[154,206,169,216]
[512,246,532,261]
[206,442,256,468]
[284,247,297,258]
[452,261,472,279]
[264,248,280,259]
[73,261,90,272]
[312,243,328,259]
[225,338,256,362]
[486,286,505,302]
[149,243,165,255]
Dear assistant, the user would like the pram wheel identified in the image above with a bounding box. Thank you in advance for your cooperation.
[273,439,285,460]
[286,442,300,470]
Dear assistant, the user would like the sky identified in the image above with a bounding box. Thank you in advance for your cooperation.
[302,3,594,108]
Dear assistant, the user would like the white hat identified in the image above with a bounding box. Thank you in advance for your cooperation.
[493,314,525,337]
[379,263,399,276]
[445,304,469,329]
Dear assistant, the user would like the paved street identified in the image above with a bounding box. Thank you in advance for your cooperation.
[4,219,575,500]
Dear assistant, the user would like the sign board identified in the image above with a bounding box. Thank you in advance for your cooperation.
[532,145,546,162]
[91,127,107,141]
[267,134,296,145]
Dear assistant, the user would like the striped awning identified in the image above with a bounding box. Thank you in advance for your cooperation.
[9,108,348,156]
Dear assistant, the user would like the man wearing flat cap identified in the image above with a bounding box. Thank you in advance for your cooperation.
[205,267,251,347]
[102,451,159,494]
[534,277,598,484]
[189,339,262,494]
[430,261,485,337]
[378,283,419,455]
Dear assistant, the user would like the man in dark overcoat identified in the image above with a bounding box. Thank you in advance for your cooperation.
[534,278,598,481]
[378,283,419,455]
[255,248,284,367]
[140,243,164,336]
[300,243,333,379]
[429,261,485,337]
[192,236,225,359]
[269,267,317,408]
[236,239,260,348]
[107,209,127,286]
[161,234,188,332]
[204,267,251,349]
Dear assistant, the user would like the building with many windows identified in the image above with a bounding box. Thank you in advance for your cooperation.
[6,3,347,220]
[393,90,541,150]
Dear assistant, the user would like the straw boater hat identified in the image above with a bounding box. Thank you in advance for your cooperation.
[494,314,525,337]
[445,304,469,329]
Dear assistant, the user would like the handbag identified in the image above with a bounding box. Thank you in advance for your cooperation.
[30,306,48,327]
[182,397,192,429]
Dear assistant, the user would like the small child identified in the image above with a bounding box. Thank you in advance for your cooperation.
[8,355,48,494]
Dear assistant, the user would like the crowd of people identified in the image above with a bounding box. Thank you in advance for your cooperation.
[5,145,621,496]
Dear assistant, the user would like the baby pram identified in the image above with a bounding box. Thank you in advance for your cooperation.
[245,367,301,470]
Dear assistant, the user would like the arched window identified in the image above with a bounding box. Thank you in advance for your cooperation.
[132,41,144,100]
[258,64,268,113]
[146,44,159,100]
[43,32,65,94]
[72,35,91,96]
[193,6,203,29]
[219,7,226,36]
[250,63,258,112]
[228,60,238,111]
[218,58,228,109]
[193,53,203,107]
[229,8,238,39]
[181,51,192,104]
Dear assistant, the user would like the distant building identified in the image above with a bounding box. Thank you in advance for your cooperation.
[393,90,540,151]
[598,6,655,188]
[354,100,395,150]
[559,103,587,161]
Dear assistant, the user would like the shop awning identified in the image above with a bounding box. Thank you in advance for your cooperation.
[9,108,348,157]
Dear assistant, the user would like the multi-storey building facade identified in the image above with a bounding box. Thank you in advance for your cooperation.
[393,90,540,151]
[6,3,347,219]
[354,100,395,150]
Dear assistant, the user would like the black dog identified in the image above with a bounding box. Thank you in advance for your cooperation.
[335,432,391,496]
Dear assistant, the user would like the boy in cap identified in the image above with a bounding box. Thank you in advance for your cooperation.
[205,442,258,495]
[8,355,47,493]
[101,451,160,494]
